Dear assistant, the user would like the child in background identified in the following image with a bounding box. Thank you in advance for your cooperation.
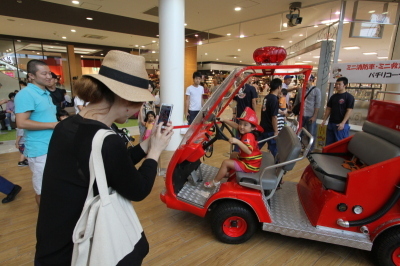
[142,111,156,141]
[277,88,288,132]
[15,128,28,166]
[56,109,70,121]
[204,107,263,188]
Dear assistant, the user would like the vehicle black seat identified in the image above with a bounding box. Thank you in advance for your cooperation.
[236,126,302,192]
[309,121,400,192]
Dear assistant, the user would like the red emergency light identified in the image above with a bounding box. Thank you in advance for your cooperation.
[253,46,287,65]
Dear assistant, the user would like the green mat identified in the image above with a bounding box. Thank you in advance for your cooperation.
[0,119,138,142]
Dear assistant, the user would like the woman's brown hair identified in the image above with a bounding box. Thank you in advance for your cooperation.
[74,76,115,105]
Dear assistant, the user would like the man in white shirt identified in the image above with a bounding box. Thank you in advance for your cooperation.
[185,72,204,124]
[74,95,85,114]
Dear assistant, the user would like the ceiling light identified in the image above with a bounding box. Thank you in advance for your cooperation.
[71,29,76,32]
[378,56,388,59]
[152,40,156,43]
[240,61,242,62]
[382,12,388,15]
[37,52,40,55]
[50,46,54,48]
[81,55,83,57]
[313,56,320,58]
[156,59,158,61]
[135,45,139,47]
[184,23,187,26]
[368,10,375,13]
[290,52,295,54]
[363,52,377,55]
[156,35,159,37]
[198,41,203,45]
[216,58,219,60]
[227,33,231,36]
[294,62,305,65]
[343,46,360,50]
[299,34,303,36]
[141,46,145,48]
[314,25,318,27]
[152,51,156,53]
[72,0,79,4]
[335,11,340,15]
[235,7,242,11]
[100,53,104,55]
[321,19,339,25]
[289,41,293,43]
[303,61,312,62]
[195,34,198,37]
[62,36,67,39]
[238,49,241,51]
[283,23,288,27]
[17,40,21,42]
[281,45,284,47]
[234,57,237,58]
[185,39,189,42]
[205,53,208,55]
[86,17,93,20]
[240,35,245,38]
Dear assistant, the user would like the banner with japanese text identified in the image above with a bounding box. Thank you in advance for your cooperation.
[329,60,400,84]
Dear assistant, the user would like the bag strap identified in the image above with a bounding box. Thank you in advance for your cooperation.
[304,86,315,100]
[87,129,116,206]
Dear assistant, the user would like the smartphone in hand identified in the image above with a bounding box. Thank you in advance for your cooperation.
[158,103,173,128]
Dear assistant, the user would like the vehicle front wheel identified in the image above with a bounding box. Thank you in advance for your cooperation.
[372,226,400,266]
[211,201,257,244]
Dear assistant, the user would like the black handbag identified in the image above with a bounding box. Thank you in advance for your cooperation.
[0,106,6,120]
[292,86,315,116]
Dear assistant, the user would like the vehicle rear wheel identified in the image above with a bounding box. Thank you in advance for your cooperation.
[211,201,257,244]
[372,226,400,266]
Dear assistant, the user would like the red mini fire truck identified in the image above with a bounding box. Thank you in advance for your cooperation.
[160,47,400,266]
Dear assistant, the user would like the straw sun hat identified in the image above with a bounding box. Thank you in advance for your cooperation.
[86,50,154,102]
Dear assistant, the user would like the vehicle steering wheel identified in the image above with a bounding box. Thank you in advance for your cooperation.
[214,119,235,141]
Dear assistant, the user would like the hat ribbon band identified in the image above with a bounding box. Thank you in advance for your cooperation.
[99,65,149,89]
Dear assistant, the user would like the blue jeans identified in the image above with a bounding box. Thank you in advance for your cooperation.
[188,110,199,125]
[258,131,277,158]
[0,175,15,195]
[301,116,317,151]
[326,122,350,146]
[4,113,11,127]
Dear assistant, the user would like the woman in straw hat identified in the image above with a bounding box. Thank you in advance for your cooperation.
[35,51,174,265]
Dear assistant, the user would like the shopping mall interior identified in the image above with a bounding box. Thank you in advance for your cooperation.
[0,0,400,265]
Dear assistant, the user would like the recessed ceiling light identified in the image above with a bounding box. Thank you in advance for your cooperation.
[234,7,242,11]
[289,41,293,43]
[50,46,54,48]
[152,51,156,53]
[72,0,80,4]
[216,58,219,60]
[299,34,303,36]
[71,29,76,32]
[290,52,295,54]
[368,10,375,13]
[283,23,288,27]
[314,25,318,27]
[313,56,320,58]
[281,45,284,47]
[184,23,187,26]
[240,61,242,63]
[135,45,139,47]
[234,56,237,59]
[152,40,156,43]
[205,53,208,55]
[141,46,145,48]
[156,59,158,61]
[378,56,388,59]
[195,34,198,37]
[156,35,159,37]
[303,61,312,62]
[227,33,231,36]
[238,49,241,51]
[86,17,93,20]
[185,39,189,42]
[37,52,40,55]
[363,52,377,55]
[343,46,360,50]
[198,41,203,45]
[101,53,104,55]
[335,11,340,15]
[62,36,67,39]
[17,40,21,42]
[294,62,305,65]
[81,55,83,57]
[338,59,342,61]
[240,34,245,38]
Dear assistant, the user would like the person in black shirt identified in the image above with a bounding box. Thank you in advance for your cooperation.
[35,51,174,266]
[322,77,355,145]
[259,78,282,157]
[46,72,65,112]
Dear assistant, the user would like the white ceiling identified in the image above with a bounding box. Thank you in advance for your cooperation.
[0,0,398,67]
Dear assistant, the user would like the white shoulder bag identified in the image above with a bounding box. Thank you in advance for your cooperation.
[71,129,144,266]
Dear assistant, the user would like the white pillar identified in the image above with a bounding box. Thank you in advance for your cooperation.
[159,0,185,150]
[386,9,400,101]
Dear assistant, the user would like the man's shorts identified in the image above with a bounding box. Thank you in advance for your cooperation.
[28,154,47,195]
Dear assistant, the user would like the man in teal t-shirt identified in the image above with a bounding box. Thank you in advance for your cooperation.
[15,60,58,206]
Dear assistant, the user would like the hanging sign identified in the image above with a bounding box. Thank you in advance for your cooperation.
[329,60,400,84]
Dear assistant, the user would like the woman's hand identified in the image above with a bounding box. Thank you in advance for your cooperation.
[146,116,174,161]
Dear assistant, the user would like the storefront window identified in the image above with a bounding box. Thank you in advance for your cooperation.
[0,38,19,99]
